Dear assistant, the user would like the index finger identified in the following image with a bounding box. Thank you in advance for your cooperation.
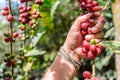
[91,21,104,34]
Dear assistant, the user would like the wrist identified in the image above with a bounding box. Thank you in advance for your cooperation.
[62,44,81,62]
[59,46,81,70]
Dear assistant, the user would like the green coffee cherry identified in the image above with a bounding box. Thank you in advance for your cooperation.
[90,39,96,44]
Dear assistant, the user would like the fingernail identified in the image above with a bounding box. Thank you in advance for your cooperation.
[91,27,97,33]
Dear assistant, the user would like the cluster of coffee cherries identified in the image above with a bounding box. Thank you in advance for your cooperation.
[18,5,32,24]
[83,71,101,80]
[77,0,105,59]
[2,6,13,22]
[4,32,19,43]
[35,0,43,5]
[3,53,17,80]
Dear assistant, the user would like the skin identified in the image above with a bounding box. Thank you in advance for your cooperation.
[41,14,104,80]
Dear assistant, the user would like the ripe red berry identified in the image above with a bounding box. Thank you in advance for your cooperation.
[20,26,25,31]
[86,0,93,4]
[82,47,88,54]
[90,44,97,53]
[92,1,98,7]
[2,11,9,16]
[78,0,84,3]
[81,29,88,35]
[96,47,102,56]
[87,27,92,34]
[81,22,89,29]
[12,32,19,38]
[6,15,13,22]
[4,37,11,42]
[5,77,11,80]
[83,71,91,78]
[3,6,9,11]
[93,6,99,12]
[87,51,95,59]
[82,40,90,50]
[35,0,42,5]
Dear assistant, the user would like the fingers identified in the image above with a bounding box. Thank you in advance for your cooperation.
[85,31,104,41]
[91,21,104,34]
[70,13,91,31]
[74,47,86,58]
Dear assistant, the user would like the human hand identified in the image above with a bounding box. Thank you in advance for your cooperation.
[63,13,104,61]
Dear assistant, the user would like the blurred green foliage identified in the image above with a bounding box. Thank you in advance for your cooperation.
[0,0,116,80]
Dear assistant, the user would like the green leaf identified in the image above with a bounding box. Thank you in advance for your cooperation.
[101,41,120,54]
[25,49,46,57]
[32,32,45,47]
[23,61,33,72]
[104,27,115,38]
[50,1,60,17]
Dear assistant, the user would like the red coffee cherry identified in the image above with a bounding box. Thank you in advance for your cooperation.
[87,51,95,59]
[93,6,99,12]
[2,11,9,16]
[82,47,88,54]
[89,44,97,53]
[77,0,84,3]
[5,77,11,80]
[92,1,98,7]
[86,0,93,4]
[82,40,90,50]
[6,14,13,22]
[3,6,9,11]
[12,32,19,38]
[4,37,11,42]
[96,47,102,56]
[83,71,91,78]
[81,22,89,29]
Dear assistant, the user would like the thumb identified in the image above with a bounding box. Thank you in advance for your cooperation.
[71,13,91,31]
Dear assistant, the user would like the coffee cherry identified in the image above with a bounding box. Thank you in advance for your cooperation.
[81,29,88,35]
[82,47,88,54]
[93,6,99,12]
[86,0,93,4]
[12,32,19,38]
[92,1,98,7]
[90,44,97,53]
[20,26,25,31]
[82,40,90,50]
[5,77,11,80]
[3,6,9,11]
[35,0,42,5]
[81,23,89,29]
[2,11,9,16]
[96,47,102,55]
[6,62,11,67]
[90,39,96,44]
[87,27,92,34]
[4,37,11,42]
[4,32,10,37]
[10,59,16,65]
[77,0,84,3]
[83,71,91,78]
[6,15,13,22]
[87,51,95,59]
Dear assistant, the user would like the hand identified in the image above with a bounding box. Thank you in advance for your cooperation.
[63,13,104,61]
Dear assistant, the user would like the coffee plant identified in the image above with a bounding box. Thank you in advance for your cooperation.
[0,0,120,80]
